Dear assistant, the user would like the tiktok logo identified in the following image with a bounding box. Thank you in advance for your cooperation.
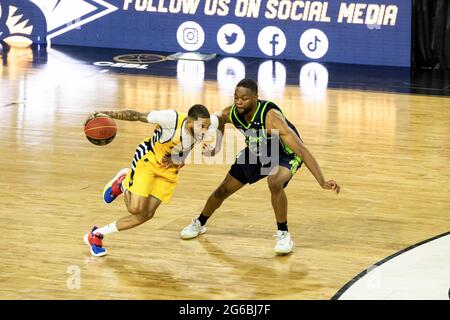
[258,26,286,57]
[300,29,329,60]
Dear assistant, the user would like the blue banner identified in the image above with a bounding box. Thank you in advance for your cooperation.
[1,0,412,66]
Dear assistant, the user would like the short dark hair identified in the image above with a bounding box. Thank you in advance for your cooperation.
[236,78,258,94]
[188,104,210,120]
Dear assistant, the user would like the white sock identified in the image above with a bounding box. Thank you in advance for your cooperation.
[94,222,118,235]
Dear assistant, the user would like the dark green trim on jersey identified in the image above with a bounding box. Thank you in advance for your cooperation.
[260,101,270,137]
[231,101,262,129]
[260,100,271,128]
[230,99,303,162]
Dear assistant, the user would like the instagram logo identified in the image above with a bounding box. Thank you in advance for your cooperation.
[177,21,205,51]
[183,28,198,44]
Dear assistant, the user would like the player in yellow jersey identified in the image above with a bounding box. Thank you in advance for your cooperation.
[83,105,218,257]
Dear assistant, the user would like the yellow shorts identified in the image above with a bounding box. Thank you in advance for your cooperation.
[122,159,177,204]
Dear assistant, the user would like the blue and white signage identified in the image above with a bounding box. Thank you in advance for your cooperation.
[0,1,412,66]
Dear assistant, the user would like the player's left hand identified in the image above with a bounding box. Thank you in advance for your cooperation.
[322,180,341,194]
[161,153,184,169]
[84,112,108,125]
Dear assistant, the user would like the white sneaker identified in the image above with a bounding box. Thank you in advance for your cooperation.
[274,230,294,254]
[180,218,206,239]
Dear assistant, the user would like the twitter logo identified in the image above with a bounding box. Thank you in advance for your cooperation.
[217,24,245,54]
[225,32,238,45]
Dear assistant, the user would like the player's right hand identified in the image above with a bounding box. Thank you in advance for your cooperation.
[321,180,341,194]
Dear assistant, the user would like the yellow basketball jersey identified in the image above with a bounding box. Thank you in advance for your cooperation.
[130,112,188,183]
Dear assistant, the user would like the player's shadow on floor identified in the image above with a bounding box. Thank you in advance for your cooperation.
[83,255,206,299]
[193,237,319,298]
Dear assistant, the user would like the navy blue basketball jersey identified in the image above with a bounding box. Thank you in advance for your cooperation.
[229,100,302,164]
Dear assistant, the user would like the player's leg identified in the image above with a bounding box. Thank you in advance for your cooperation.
[84,167,130,257]
[119,190,161,230]
[84,192,161,257]
[202,173,245,217]
[85,153,169,256]
[267,166,292,225]
[180,173,245,239]
[118,170,174,231]
[267,156,301,255]
[181,149,251,239]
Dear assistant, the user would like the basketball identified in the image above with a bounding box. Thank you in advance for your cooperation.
[84,114,117,146]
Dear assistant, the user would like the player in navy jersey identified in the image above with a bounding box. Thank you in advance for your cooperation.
[178,79,340,254]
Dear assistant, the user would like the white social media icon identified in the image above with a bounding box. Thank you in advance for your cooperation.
[177,21,205,51]
[299,62,329,100]
[300,29,329,59]
[257,26,286,57]
[177,60,205,93]
[217,57,246,96]
[258,61,286,98]
[217,24,246,54]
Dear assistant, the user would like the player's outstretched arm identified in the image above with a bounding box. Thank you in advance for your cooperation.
[266,110,340,194]
[95,110,150,123]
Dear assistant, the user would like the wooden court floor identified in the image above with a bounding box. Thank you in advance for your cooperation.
[0,46,449,299]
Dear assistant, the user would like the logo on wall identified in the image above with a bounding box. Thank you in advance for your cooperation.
[216,24,245,54]
[257,26,286,57]
[176,21,205,52]
[299,29,329,59]
[0,0,118,44]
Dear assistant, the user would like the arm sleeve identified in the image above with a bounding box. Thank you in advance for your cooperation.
[146,110,177,128]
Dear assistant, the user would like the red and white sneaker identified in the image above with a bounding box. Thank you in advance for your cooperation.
[83,226,107,257]
[103,168,128,204]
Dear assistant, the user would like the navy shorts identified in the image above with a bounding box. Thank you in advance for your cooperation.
[228,148,302,187]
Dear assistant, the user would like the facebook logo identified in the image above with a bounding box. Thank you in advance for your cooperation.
[258,26,286,57]
[270,34,280,56]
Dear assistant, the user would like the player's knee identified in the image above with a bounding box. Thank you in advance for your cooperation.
[214,185,232,199]
[127,205,142,215]
[268,177,284,193]
[132,209,155,223]
[127,204,151,216]
[145,208,156,220]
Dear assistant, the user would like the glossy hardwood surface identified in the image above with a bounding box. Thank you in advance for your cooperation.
[1,46,449,299]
